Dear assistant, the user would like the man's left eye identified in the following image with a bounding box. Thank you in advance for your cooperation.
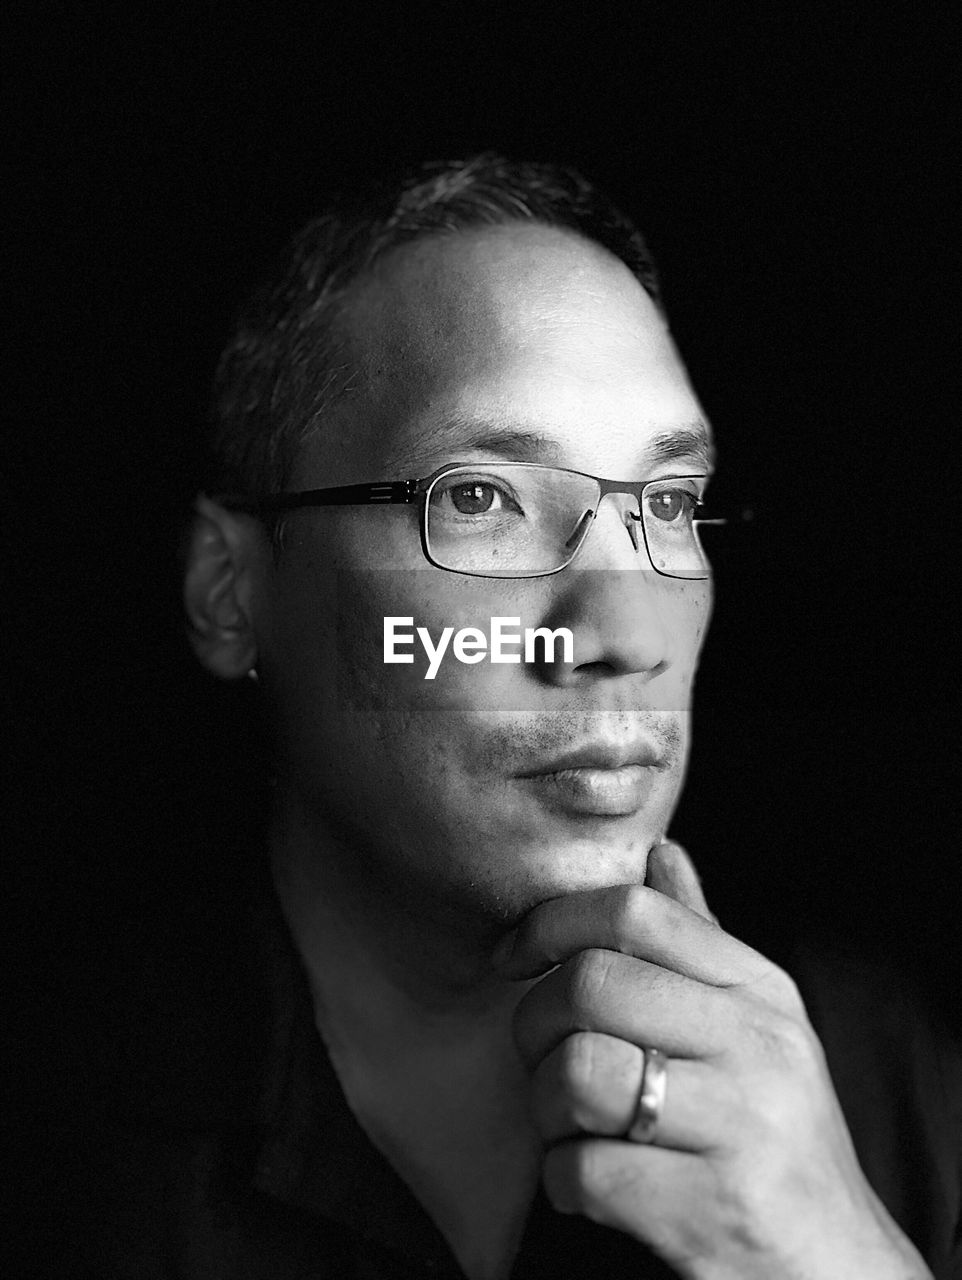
[647,489,699,522]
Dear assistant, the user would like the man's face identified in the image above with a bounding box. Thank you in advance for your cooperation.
[254,224,713,927]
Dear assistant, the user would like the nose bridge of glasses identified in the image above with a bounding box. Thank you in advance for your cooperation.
[598,484,645,539]
[564,486,646,566]
[596,477,644,510]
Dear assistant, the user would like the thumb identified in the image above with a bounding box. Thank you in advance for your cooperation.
[645,839,719,925]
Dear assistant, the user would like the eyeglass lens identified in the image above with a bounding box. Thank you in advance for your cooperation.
[425,464,710,579]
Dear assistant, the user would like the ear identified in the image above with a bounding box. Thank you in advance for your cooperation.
[183,495,264,680]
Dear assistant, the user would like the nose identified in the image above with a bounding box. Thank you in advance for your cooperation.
[536,497,675,685]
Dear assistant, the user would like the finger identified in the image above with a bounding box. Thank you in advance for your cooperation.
[543,1137,719,1267]
[512,948,736,1068]
[531,1031,726,1152]
[494,883,765,985]
[645,839,718,925]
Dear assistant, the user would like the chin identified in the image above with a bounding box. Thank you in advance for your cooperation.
[530,835,654,892]
[446,829,659,929]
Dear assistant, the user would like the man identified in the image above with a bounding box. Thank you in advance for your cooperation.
[78,156,958,1277]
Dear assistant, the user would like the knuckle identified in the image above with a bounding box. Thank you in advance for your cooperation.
[560,1031,598,1098]
[547,1140,652,1232]
[608,884,650,953]
[559,1034,615,1133]
[766,1007,819,1069]
[742,1076,796,1142]
[566,948,616,1019]
[730,1014,826,1140]
[569,1140,617,1213]
[736,994,817,1072]
[712,1162,774,1250]
[763,964,804,1010]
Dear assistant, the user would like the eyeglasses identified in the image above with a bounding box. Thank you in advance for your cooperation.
[215,461,727,580]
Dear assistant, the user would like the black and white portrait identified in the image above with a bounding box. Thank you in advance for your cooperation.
[10,7,959,1278]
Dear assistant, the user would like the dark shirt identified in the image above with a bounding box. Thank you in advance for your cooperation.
[60,871,962,1279]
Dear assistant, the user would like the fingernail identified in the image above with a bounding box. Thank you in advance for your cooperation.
[492,929,518,969]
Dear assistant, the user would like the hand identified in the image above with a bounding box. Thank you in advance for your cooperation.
[494,841,932,1280]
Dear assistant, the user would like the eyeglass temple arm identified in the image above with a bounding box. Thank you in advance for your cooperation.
[212,481,420,513]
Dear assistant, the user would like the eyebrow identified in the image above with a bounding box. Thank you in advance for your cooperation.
[646,425,716,471]
[393,417,716,474]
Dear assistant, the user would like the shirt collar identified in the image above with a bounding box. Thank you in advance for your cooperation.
[245,859,461,1272]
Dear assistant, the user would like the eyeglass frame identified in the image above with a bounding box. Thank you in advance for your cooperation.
[212,460,728,580]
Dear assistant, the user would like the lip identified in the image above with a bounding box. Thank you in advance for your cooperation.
[516,740,666,817]
[519,764,658,816]
[518,740,665,776]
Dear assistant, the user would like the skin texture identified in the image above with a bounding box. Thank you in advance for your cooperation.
[186,223,930,1279]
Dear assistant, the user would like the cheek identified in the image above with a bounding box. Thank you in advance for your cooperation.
[695,590,713,658]
[333,570,524,695]
[678,579,713,650]
[660,581,712,702]
[312,570,518,768]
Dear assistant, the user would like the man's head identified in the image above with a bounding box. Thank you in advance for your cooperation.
[185,155,714,934]
[207,154,664,505]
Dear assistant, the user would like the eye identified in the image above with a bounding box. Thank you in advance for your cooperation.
[437,478,522,516]
[646,487,700,523]
[450,482,498,514]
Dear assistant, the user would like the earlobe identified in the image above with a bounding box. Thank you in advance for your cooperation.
[183,496,260,680]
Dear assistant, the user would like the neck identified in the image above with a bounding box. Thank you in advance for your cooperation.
[270,788,545,1280]
[270,788,533,1044]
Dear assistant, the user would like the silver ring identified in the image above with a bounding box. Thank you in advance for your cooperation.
[627,1046,668,1144]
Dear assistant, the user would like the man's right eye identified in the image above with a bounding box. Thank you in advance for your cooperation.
[438,479,520,516]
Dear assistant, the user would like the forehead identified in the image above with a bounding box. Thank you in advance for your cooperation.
[297,223,707,481]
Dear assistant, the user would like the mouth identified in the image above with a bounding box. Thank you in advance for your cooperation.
[516,741,667,817]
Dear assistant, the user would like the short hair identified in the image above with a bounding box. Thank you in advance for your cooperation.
[209,153,663,499]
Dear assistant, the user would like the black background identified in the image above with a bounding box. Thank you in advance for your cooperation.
[8,0,959,1228]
